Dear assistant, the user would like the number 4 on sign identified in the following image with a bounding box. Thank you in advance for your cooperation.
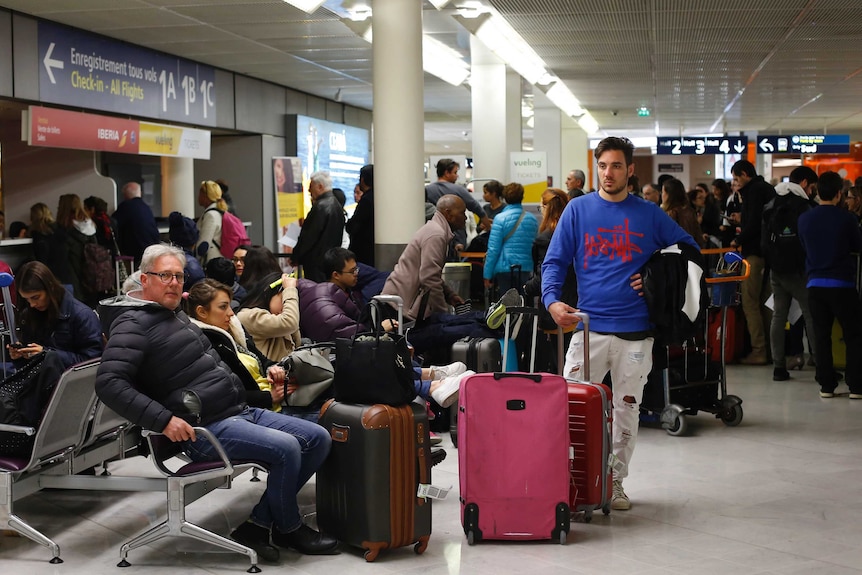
[719,140,730,153]
[159,70,176,113]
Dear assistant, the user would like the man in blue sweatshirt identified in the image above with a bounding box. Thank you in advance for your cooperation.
[542,136,698,511]
[798,171,862,400]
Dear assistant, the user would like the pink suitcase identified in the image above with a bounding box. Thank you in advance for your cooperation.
[457,370,570,545]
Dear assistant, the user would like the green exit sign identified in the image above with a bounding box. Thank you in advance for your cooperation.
[637,107,651,117]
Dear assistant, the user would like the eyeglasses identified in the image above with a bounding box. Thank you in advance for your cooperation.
[340,267,359,275]
[536,204,547,213]
[145,271,187,284]
[232,256,245,264]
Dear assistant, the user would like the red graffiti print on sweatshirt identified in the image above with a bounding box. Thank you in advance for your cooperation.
[582,218,644,268]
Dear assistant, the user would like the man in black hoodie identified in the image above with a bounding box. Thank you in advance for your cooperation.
[730,160,776,365]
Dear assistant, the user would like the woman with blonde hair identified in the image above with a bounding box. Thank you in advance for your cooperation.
[198,180,228,265]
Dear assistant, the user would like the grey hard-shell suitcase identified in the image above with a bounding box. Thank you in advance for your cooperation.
[315,399,432,562]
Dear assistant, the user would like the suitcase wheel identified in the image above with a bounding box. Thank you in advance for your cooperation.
[364,549,379,562]
[583,509,593,523]
[602,504,611,515]
[466,530,476,546]
[414,536,429,555]
[559,531,567,545]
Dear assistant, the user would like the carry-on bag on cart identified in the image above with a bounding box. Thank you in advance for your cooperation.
[315,399,432,562]
[563,313,614,522]
[458,307,570,545]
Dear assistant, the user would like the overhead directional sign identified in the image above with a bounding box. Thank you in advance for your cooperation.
[657,136,748,155]
[757,134,850,155]
[38,21,217,126]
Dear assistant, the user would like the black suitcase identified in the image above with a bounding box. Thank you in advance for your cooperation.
[448,336,503,447]
[316,399,432,562]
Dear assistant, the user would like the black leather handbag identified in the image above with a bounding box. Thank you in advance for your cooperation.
[332,301,416,406]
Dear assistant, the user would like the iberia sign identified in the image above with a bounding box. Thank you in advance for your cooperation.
[26,106,210,159]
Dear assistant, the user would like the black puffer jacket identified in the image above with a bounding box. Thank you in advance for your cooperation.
[95,298,246,432]
[194,319,276,410]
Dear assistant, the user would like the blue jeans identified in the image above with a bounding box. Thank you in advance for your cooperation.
[413,365,431,398]
[184,407,331,533]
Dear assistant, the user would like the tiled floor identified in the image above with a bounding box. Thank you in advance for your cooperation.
[3,362,862,574]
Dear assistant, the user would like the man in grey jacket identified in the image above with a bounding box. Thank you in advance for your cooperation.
[95,244,336,562]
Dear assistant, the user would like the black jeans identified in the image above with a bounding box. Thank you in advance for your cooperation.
[808,287,862,394]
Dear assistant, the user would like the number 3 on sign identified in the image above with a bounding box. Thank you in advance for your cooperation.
[159,70,176,112]
[695,140,705,154]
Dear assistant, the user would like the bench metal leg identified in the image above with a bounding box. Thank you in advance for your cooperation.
[118,479,260,572]
[5,514,63,563]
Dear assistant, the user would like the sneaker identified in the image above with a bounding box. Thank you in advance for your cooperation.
[230,521,280,562]
[431,361,467,380]
[772,368,790,381]
[431,370,475,408]
[486,288,521,329]
[820,390,835,398]
[429,432,443,446]
[611,479,630,511]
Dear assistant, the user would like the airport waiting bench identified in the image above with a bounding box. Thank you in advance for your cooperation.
[0,359,267,573]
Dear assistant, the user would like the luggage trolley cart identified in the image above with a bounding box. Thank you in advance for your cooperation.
[641,249,750,436]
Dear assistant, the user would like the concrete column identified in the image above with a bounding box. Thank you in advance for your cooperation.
[471,37,514,183]
[561,116,591,190]
[372,0,425,271]
[533,88,561,189]
[161,156,195,217]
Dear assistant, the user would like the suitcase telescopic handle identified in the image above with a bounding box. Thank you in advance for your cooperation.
[573,312,590,380]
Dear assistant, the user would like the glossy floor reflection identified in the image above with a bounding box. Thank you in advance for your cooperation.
[3,362,862,574]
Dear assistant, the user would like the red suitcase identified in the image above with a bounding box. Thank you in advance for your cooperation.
[562,313,614,522]
[458,311,570,545]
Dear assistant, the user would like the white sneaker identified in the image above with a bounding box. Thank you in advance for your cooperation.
[431,361,467,381]
[431,370,474,408]
[611,479,631,511]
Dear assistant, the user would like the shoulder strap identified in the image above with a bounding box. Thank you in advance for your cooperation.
[503,209,527,242]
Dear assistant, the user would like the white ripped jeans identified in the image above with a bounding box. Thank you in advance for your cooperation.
[564,331,654,481]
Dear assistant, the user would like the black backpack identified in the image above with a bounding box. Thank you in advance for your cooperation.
[762,195,810,274]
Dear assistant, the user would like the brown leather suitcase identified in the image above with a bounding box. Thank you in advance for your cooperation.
[316,400,432,561]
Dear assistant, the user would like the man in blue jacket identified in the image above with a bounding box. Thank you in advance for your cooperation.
[542,136,698,511]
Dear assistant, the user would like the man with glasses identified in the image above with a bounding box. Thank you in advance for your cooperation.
[762,166,818,381]
[96,243,337,562]
[543,136,698,511]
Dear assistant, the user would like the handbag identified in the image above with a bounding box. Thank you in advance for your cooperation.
[280,344,335,407]
[0,351,64,457]
[332,301,416,406]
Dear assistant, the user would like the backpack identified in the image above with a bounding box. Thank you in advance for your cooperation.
[207,208,251,258]
[762,195,810,274]
[83,242,115,293]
